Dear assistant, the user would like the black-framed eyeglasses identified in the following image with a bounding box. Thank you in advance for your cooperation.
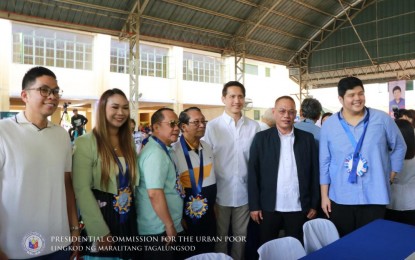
[160,120,180,128]
[26,86,63,98]
[188,120,208,127]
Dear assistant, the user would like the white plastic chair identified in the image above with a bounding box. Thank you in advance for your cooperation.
[257,236,306,260]
[185,252,233,260]
[303,218,340,254]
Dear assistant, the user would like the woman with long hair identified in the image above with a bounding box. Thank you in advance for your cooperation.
[73,88,139,259]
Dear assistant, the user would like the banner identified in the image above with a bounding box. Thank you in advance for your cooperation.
[388,80,406,117]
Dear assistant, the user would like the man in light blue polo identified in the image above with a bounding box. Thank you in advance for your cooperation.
[294,97,322,145]
[136,108,183,259]
[320,76,406,237]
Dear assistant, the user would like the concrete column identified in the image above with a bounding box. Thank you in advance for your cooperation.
[172,46,183,114]
[0,19,12,111]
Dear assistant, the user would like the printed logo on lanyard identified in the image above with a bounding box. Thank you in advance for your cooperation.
[338,108,370,183]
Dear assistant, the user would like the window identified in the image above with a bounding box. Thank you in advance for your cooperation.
[110,40,169,78]
[183,52,222,83]
[245,63,258,75]
[265,67,271,77]
[12,24,93,70]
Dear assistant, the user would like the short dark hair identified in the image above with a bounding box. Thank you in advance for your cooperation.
[275,95,295,106]
[392,86,402,93]
[179,107,201,130]
[337,76,364,97]
[321,112,333,122]
[222,81,246,97]
[395,119,415,159]
[151,107,174,127]
[301,98,322,121]
[130,118,136,125]
[22,66,56,90]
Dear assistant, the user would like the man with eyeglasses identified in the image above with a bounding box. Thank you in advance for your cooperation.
[0,66,79,259]
[136,107,184,259]
[248,96,320,246]
[173,107,217,256]
[204,81,260,260]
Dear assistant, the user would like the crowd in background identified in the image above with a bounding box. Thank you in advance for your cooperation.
[1,66,414,260]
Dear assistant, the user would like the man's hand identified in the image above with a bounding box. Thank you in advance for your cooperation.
[321,196,331,218]
[97,233,114,250]
[69,230,80,260]
[250,210,263,224]
[164,224,177,246]
[306,209,317,219]
[0,249,8,260]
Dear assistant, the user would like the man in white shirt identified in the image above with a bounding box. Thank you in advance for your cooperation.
[0,66,79,259]
[248,96,320,246]
[204,81,260,259]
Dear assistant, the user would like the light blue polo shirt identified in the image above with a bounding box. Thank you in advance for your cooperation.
[135,137,183,235]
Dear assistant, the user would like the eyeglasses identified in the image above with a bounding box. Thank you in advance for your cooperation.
[277,108,296,117]
[160,120,180,128]
[26,86,63,98]
[188,120,208,127]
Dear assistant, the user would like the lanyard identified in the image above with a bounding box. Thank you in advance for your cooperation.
[338,108,370,183]
[179,135,204,196]
[113,153,129,189]
[152,136,175,165]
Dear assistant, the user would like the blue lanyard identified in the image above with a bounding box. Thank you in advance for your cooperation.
[338,108,370,183]
[152,136,177,173]
[113,153,129,189]
[179,135,204,196]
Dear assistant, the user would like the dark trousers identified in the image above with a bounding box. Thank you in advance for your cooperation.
[385,208,415,226]
[140,231,185,260]
[260,211,306,246]
[330,200,386,237]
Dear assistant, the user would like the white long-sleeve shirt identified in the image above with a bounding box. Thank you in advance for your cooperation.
[203,112,260,207]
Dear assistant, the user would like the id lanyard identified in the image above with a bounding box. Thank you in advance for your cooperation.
[112,152,130,223]
[179,135,204,197]
[337,108,370,183]
[152,136,186,198]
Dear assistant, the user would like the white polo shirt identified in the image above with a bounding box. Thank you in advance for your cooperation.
[0,112,72,259]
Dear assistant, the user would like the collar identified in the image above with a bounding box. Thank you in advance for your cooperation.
[183,137,203,153]
[302,118,315,124]
[339,107,369,125]
[222,111,244,125]
[277,127,294,137]
[15,112,53,129]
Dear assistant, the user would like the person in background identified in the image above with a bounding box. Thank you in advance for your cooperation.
[294,97,322,144]
[73,88,139,259]
[320,76,407,237]
[389,86,405,116]
[131,118,143,154]
[174,107,217,256]
[321,112,333,125]
[258,108,276,131]
[248,96,319,246]
[204,81,260,260]
[386,119,415,226]
[136,108,183,260]
[71,108,88,137]
[0,66,79,259]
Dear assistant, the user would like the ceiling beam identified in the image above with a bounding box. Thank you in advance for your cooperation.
[0,10,121,36]
[162,0,308,41]
[53,0,130,15]
[235,0,321,30]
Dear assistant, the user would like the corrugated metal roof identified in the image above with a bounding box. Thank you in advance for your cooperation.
[1,0,414,87]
